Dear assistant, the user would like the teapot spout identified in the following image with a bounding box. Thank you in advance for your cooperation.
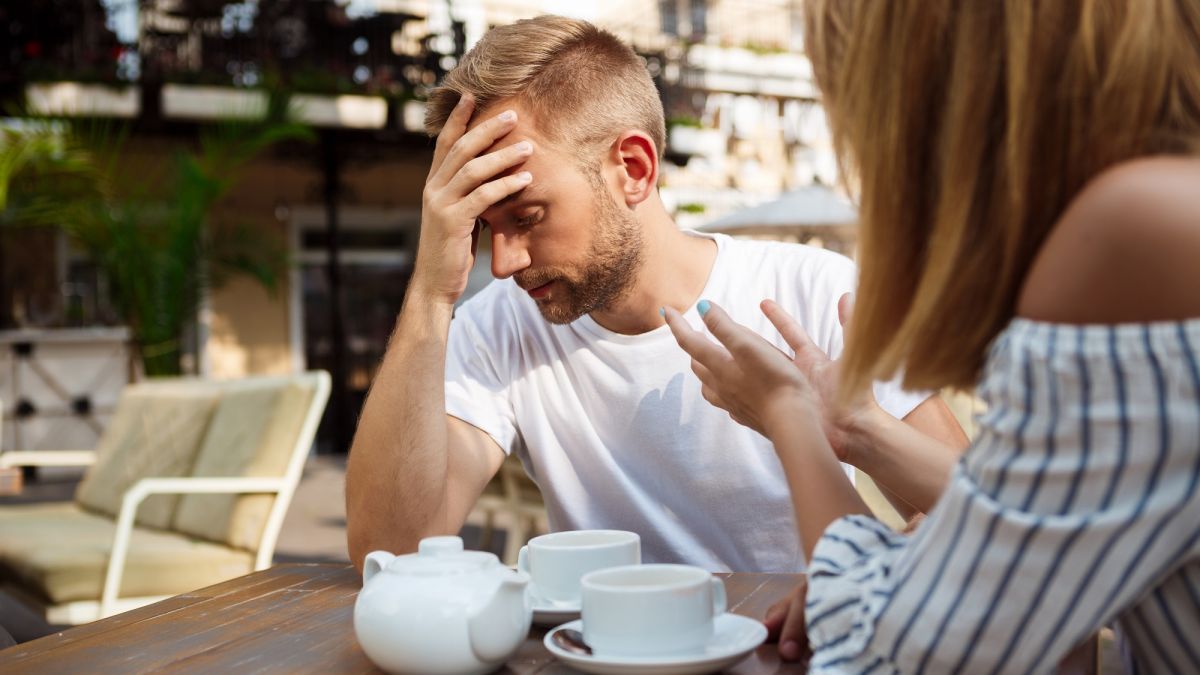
[467,570,531,662]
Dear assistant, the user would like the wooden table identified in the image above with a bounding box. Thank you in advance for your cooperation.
[0,564,806,674]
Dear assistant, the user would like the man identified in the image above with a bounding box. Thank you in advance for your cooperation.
[346,15,967,573]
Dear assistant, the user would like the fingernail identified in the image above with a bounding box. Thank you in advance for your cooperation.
[697,299,711,316]
[659,307,666,317]
[515,141,532,153]
[456,94,472,107]
[499,110,516,122]
[516,171,532,182]
[781,640,801,660]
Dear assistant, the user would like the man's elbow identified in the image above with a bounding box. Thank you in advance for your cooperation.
[346,529,369,575]
[346,520,417,574]
[345,505,446,574]
[344,497,372,573]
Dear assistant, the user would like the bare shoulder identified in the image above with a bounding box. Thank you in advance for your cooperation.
[1017,156,1200,323]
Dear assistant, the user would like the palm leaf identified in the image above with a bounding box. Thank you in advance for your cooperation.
[1,97,312,375]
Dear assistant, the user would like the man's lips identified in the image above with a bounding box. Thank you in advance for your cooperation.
[527,281,553,299]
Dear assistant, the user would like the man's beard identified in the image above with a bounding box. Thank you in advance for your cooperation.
[515,172,643,324]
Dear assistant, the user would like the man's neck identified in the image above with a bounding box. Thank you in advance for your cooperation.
[590,203,718,335]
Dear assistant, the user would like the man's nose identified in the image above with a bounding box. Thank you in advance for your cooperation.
[490,230,531,279]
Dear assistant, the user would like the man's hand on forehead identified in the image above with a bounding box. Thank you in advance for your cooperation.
[414,94,537,304]
[427,96,535,214]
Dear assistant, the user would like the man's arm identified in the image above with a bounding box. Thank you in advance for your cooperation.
[345,96,534,571]
[864,395,970,518]
[345,291,506,570]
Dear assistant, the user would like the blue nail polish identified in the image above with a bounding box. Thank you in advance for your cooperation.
[697,300,711,316]
[658,307,666,317]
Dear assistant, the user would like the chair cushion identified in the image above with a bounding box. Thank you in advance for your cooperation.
[0,503,254,604]
[75,381,221,530]
[172,380,315,551]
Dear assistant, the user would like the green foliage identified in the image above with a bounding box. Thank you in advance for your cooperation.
[676,202,707,214]
[740,40,788,56]
[0,118,99,212]
[1,108,313,376]
[667,115,704,129]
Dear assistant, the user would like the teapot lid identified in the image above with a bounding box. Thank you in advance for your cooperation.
[389,536,500,577]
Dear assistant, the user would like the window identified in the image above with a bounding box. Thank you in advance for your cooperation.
[661,0,679,36]
[690,0,708,38]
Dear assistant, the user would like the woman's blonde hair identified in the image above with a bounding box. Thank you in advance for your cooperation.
[805,0,1200,393]
[424,15,666,163]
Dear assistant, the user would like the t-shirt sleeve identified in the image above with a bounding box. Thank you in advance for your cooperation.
[444,304,520,456]
[871,376,932,422]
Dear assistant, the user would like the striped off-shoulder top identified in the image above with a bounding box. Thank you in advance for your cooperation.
[805,318,1200,674]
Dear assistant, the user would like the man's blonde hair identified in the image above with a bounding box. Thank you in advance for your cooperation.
[424,15,666,163]
[805,0,1200,393]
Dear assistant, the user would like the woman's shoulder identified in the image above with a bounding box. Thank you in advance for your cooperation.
[1017,156,1200,324]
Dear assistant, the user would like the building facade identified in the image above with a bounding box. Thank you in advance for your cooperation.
[2,0,831,454]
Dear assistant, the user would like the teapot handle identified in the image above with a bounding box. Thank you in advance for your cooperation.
[363,551,396,586]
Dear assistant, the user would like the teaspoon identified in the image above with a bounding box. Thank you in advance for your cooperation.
[551,628,594,656]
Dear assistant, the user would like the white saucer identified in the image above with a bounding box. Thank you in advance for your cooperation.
[543,613,768,675]
[530,590,581,627]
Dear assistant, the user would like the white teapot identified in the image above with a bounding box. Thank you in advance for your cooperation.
[354,536,532,675]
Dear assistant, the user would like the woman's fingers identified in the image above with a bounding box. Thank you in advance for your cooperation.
[837,292,855,328]
[690,358,716,388]
[696,300,760,357]
[764,582,804,641]
[761,299,820,360]
[764,596,790,641]
[663,306,730,372]
[778,582,810,662]
[699,383,725,409]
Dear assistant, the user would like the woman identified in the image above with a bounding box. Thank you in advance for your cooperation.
[665,1,1200,672]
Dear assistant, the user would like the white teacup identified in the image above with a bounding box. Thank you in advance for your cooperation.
[581,564,726,657]
[516,530,640,605]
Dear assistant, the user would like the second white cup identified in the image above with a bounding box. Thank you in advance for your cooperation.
[581,564,726,657]
[516,530,640,605]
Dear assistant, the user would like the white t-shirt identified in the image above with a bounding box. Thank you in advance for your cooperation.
[444,232,927,572]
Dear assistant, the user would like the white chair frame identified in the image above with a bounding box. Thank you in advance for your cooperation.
[0,371,330,624]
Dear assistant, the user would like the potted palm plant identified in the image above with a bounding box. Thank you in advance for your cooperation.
[2,100,313,376]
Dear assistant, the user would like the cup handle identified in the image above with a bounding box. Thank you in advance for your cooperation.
[711,577,727,616]
[517,545,530,574]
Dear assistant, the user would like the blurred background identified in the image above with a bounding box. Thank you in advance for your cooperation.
[0,0,838,461]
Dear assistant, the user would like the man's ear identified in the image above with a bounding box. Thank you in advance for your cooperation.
[608,131,659,207]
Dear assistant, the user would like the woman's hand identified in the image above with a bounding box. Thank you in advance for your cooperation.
[764,580,811,663]
[662,300,817,437]
[667,297,875,560]
[664,295,883,461]
[763,295,884,464]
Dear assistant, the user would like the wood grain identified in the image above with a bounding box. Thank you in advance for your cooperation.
[0,565,807,674]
